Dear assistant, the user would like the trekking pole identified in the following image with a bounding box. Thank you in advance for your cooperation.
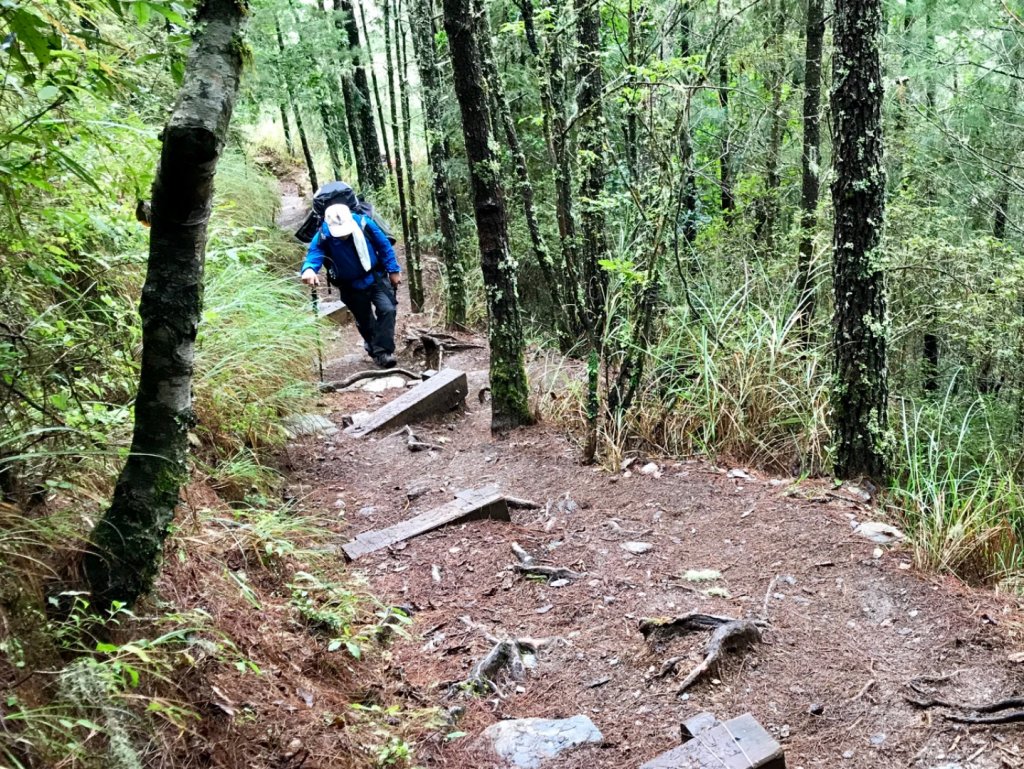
[311,284,324,383]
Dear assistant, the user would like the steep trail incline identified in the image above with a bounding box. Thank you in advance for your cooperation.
[276,186,1024,769]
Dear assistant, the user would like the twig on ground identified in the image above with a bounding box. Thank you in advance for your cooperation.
[761,575,779,622]
[510,542,584,581]
[603,519,652,537]
[318,368,420,392]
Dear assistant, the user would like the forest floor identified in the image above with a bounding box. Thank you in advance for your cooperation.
[274,182,1024,769]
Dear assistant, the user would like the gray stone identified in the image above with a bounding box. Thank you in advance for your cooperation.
[283,414,339,439]
[362,375,407,392]
[482,715,603,769]
[854,521,904,545]
[621,541,654,555]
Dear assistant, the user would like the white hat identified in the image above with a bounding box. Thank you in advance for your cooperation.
[324,203,356,238]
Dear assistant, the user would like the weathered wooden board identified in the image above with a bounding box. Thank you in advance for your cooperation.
[319,300,353,325]
[341,486,509,560]
[640,714,785,769]
[344,368,468,438]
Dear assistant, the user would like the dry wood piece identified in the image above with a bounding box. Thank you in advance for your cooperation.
[344,367,468,437]
[640,712,785,769]
[510,542,584,582]
[505,496,541,510]
[675,619,762,694]
[318,368,421,393]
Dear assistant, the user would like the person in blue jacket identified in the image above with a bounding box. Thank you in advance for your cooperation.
[301,203,402,369]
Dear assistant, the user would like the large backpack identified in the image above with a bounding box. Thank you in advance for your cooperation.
[294,181,398,245]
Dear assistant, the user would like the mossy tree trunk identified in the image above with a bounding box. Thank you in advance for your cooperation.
[397,0,425,311]
[410,0,466,327]
[830,0,889,482]
[279,102,294,155]
[384,0,413,284]
[795,0,824,338]
[85,0,247,609]
[275,14,317,193]
[477,0,568,346]
[443,0,533,431]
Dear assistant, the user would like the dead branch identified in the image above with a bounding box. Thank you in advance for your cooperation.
[387,425,441,452]
[318,368,420,392]
[944,709,1024,725]
[676,620,763,695]
[603,519,652,537]
[905,691,1024,714]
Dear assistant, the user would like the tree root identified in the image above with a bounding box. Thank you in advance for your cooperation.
[318,368,421,392]
[453,616,553,697]
[639,612,751,642]
[510,542,584,582]
[904,680,1024,723]
[675,619,762,694]
[387,425,441,452]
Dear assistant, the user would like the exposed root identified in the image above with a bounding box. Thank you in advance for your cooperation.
[675,619,762,695]
[454,616,555,697]
[639,612,747,642]
[318,368,420,392]
[505,496,541,510]
[510,542,583,582]
[387,425,441,452]
[904,680,1024,723]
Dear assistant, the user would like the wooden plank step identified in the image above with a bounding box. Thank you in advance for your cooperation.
[318,300,352,325]
[343,367,468,438]
[341,486,509,560]
[640,714,785,769]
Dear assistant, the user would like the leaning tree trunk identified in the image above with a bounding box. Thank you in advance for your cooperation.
[795,0,824,338]
[85,0,247,609]
[356,0,394,174]
[397,0,425,311]
[335,0,386,190]
[443,0,533,431]
[830,0,889,482]
[410,0,466,327]
[477,0,567,345]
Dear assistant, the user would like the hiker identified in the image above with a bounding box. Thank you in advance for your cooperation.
[301,203,402,369]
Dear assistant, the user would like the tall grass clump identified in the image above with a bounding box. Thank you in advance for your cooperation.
[889,387,1024,585]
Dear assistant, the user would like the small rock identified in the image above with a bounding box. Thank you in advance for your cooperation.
[357,505,377,517]
[842,750,855,760]
[362,375,407,392]
[872,547,883,559]
[809,703,825,716]
[869,733,886,746]
[639,462,661,477]
[536,604,554,614]
[621,541,654,555]
[282,413,339,438]
[481,715,603,769]
[727,468,753,480]
[549,578,570,588]
[854,521,905,545]
[621,457,636,471]
[431,564,442,583]
[779,725,790,739]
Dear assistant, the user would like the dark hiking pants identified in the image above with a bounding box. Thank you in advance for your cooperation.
[337,274,397,356]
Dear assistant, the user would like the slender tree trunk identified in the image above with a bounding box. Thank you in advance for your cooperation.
[718,52,735,218]
[830,0,889,482]
[624,0,639,178]
[85,0,247,609]
[795,0,824,337]
[995,178,1011,240]
[478,0,567,344]
[576,0,609,461]
[757,0,787,247]
[356,0,394,174]
[575,0,609,339]
[335,0,386,190]
[319,103,343,180]
[397,0,425,311]
[678,1,698,249]
[410,0,466,327]
[443,0,533,431]
[384,0,413,280]
[280,103,294,155]
[294,106,319,193]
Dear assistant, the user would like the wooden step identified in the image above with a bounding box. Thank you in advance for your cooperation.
[640,713,785,769]
[343,367,468,438]
[341,486,510,560]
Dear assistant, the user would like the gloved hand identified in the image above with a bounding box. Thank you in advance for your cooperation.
[301,268,319,286]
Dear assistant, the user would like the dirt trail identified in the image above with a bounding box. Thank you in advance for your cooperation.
[277,190,1024,769]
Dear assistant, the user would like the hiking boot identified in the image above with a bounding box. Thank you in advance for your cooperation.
[374,353,397,369]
